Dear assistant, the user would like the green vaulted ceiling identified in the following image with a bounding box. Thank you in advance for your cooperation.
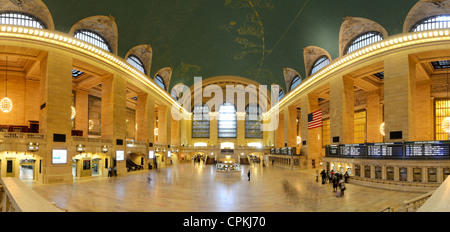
[42,0,417,91]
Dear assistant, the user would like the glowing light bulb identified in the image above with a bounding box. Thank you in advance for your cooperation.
[0,97,12,113]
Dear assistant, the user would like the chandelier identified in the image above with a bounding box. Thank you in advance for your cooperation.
[1,57,12,113]
[380,122,385,136]
[71,106,76,120]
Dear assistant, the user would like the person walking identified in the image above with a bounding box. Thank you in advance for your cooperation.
[332,174,338,192]
[338,178,346,197]
[320,170,326,184]
[247,170,251,181]
[344,171,349,183]
[316,170,319,182]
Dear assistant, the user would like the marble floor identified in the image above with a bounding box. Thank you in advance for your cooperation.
[25,163,424,212]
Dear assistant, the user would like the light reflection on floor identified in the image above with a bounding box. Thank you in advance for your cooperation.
[27,162,424,212]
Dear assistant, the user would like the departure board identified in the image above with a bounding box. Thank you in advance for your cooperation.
[366,143,403,157]
[327,145,339,156]
[405,142,450,157]
[339,144,366,157]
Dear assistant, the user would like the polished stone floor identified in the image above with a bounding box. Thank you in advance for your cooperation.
[26,162,424,212]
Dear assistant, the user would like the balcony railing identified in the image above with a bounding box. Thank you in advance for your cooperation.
[0,178,63,212]
[0,132,45,140]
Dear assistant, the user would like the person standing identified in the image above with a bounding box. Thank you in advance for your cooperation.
[247,170,251,181]
[332,174,338,192]
[338,179,346,197]
[108,167,112,177]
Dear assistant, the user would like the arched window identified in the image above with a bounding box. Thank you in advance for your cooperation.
[410,15,450,32]
[192,104,210,138]
[344,31,383,55]
[245,104,263,138]
[0,12,46,29]
[278,89,285,102]
[74,29,112,52]
[155,75,166,90]
[310,56,330,76]
[126,55,146,74]
[218,103,237,138]
[290,76,302,91]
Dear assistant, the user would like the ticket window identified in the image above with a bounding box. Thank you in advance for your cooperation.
[443,168,450,182]
[355,165,361,177]
[399,167,408,182]
[364,165,371,178]
[386,167,394,181]
[375,166,382,179]
[413,168,422,182]
[428,168,437,183]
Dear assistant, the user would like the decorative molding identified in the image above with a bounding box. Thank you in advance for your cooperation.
[283,67,301,92]
[125,44,153,76]
[339,17,388,56]
[0,0,54,30]
[404,0,450,33]
[69,15,119,55]
[303,46,332,78]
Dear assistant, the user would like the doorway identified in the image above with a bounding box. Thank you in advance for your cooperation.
[19,159,35,180]
[6,159,15,177]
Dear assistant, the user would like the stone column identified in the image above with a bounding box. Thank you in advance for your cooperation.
[330,76,354,145]
[157,105,172,166]
[135,92,155,144]
[275,112,285,148]
[38,51,73,184]
[236,112,246,146]
[75,89,89,136]
[300,94,321,168]
[209,112,218,146]
[384,54,416,142]
[101,73,127,175]
[366,89,383,143]
[287,106,298,148]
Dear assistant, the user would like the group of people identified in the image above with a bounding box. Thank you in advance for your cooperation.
[107,166,117,177]
[318,170,349,197]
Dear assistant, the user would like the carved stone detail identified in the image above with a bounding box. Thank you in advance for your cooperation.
[155,67,173,91]
[339,17,388,56]
[69,15,119,55]
[125,44,153,76]
[283,67,301,92]
[404,0,450,33]
[303,46,332,78]
[0,0,54,30]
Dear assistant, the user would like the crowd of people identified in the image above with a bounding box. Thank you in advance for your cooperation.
[318,170,348,197]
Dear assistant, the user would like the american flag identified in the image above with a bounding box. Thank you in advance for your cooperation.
[308,110,323,130]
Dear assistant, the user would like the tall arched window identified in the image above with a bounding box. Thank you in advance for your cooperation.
[344,31,383,55]
[278,89,285,102]
[218,103,237,138]
[0,12,46,29]
[410,15,450,32]
[290,76,302,91]
[245,104,263,138]
[192,104,210,138]
[126,55,146,75]
[74,29,112,52]
[155,75,166,90]
[310,56,330,76]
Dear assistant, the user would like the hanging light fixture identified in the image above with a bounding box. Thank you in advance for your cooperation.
[442,67,450,133]
[1,57,12,113]
[380,122,385,136]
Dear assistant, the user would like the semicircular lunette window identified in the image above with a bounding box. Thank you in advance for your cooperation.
[344,31,383,55]
[410,15,450,32]
[290,76,302,91]
[0,12,46,29]
[310,56,330,76]
[126,55,146,75]
[155,75,166,90]
[74,29,112,52]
